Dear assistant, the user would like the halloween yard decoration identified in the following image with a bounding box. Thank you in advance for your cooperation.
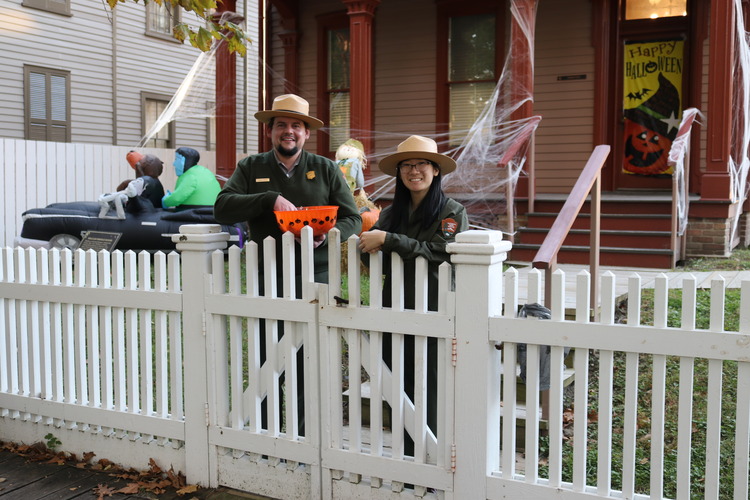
[334,138,381,234]
[622,38,684,177]
[623,73,682,176]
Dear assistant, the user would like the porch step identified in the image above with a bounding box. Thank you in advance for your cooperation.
[519,227,672,249]
[525,212,672,232]
[511,193,677,269]
[531,197,673,215]
[510,243,675,268]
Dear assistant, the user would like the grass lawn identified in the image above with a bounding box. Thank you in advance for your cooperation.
[538,248,750,497]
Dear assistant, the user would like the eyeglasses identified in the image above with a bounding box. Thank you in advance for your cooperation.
[398,161,432,172]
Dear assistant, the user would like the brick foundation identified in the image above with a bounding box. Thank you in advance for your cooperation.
[739,212,750,248]
[685,217,733,257]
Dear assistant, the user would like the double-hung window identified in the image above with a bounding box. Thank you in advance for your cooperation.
[22,0,70,16]
[438,3,502,147]
[25,65,71,142]
[318,12,350,156]
[146,1,180,41]
[142,92,174,149]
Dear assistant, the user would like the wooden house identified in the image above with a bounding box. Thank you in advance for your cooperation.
[248,0,750,268]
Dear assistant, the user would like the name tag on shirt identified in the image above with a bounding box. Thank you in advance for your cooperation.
[256,178,270,183]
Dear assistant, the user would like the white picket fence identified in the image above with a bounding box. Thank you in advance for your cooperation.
[1,225,749,500]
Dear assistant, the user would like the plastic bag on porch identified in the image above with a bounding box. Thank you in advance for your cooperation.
[516,303,570,391]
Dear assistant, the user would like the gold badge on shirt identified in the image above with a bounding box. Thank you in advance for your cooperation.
[306,171,316,180]
[441,218,458,238]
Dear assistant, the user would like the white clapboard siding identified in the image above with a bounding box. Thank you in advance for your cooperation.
[2,0,259,155]
[534,0,596,195]
[1,227,750,499]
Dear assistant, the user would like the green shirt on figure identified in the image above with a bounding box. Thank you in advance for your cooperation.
[162,164,221,208]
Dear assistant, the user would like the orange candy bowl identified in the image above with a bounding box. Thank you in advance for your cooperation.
[274,205,339,237]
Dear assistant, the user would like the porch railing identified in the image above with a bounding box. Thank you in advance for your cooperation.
[668,108,700,266]
[532,145,611,309]
[500,115,542,235]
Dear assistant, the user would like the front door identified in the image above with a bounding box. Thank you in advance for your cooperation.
[612,0,692,191]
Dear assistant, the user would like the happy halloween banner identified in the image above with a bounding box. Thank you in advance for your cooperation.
[623,39,684,176]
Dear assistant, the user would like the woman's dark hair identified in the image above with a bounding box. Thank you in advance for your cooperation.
[175,147,200,171]
[383,160,447,232]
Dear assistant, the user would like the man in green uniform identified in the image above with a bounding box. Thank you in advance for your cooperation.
[214,94,361,436]
[214,93,361,284]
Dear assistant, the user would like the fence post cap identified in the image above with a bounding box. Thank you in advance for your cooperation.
[172,224,229,251]
[447,230,511,263]
[178,224,222,234]
[454,230,505,245]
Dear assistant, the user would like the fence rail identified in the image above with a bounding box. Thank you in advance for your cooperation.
[1,225,749,499]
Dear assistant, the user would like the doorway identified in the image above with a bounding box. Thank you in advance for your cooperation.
[610,0,692,191]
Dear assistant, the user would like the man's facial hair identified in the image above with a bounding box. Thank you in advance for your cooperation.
[276,144,299,158]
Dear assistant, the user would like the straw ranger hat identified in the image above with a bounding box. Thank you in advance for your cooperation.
[378,135,457,176]
[254,94,324,130]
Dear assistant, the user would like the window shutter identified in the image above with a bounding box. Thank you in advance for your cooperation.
[50,75,67,122]
[29,72,47,121]
[25,66,70,142]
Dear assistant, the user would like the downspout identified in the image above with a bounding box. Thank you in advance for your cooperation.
[112,7,118,145]
[242,0,248,154]
[259,0,268,151]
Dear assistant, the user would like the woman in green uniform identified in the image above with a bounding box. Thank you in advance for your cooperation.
[359,135,468,453]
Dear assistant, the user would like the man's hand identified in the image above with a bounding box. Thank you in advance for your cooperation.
[313,233,327,248]
[358,229,386,254]
[273,195,297,212]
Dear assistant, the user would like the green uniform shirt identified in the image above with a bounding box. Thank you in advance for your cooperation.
[371,197,469,311]
[214,150,361,283]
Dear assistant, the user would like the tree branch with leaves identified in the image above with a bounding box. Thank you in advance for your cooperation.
[106,0,248,55]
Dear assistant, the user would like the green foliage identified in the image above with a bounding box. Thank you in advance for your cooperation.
[44,433,61,451]
[106,0,248,55]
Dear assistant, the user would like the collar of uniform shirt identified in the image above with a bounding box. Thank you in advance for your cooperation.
[272,150,300,178]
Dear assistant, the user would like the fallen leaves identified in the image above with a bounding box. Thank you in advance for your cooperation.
[93,484,116,500]
[1,440,202,497]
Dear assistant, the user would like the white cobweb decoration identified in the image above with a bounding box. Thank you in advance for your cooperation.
[442,0,539,233]
[360,0,540,234]
[729,0,750,244]
[667,107,702,237]
[137,44,219,149]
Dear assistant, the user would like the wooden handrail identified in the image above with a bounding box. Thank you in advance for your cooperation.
[668,108,699,266]
[500,115,542,235]
[532,144,611,310]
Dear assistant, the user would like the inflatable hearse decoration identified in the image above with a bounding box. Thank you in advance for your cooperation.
[16,201,245,252]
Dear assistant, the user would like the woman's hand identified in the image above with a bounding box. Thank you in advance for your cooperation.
[359,229,387,254]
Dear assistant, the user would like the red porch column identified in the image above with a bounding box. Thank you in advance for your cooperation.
[703,0,734,200]
[215,0,238,179]
[509,0,537,209]
[342,0,380,158]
